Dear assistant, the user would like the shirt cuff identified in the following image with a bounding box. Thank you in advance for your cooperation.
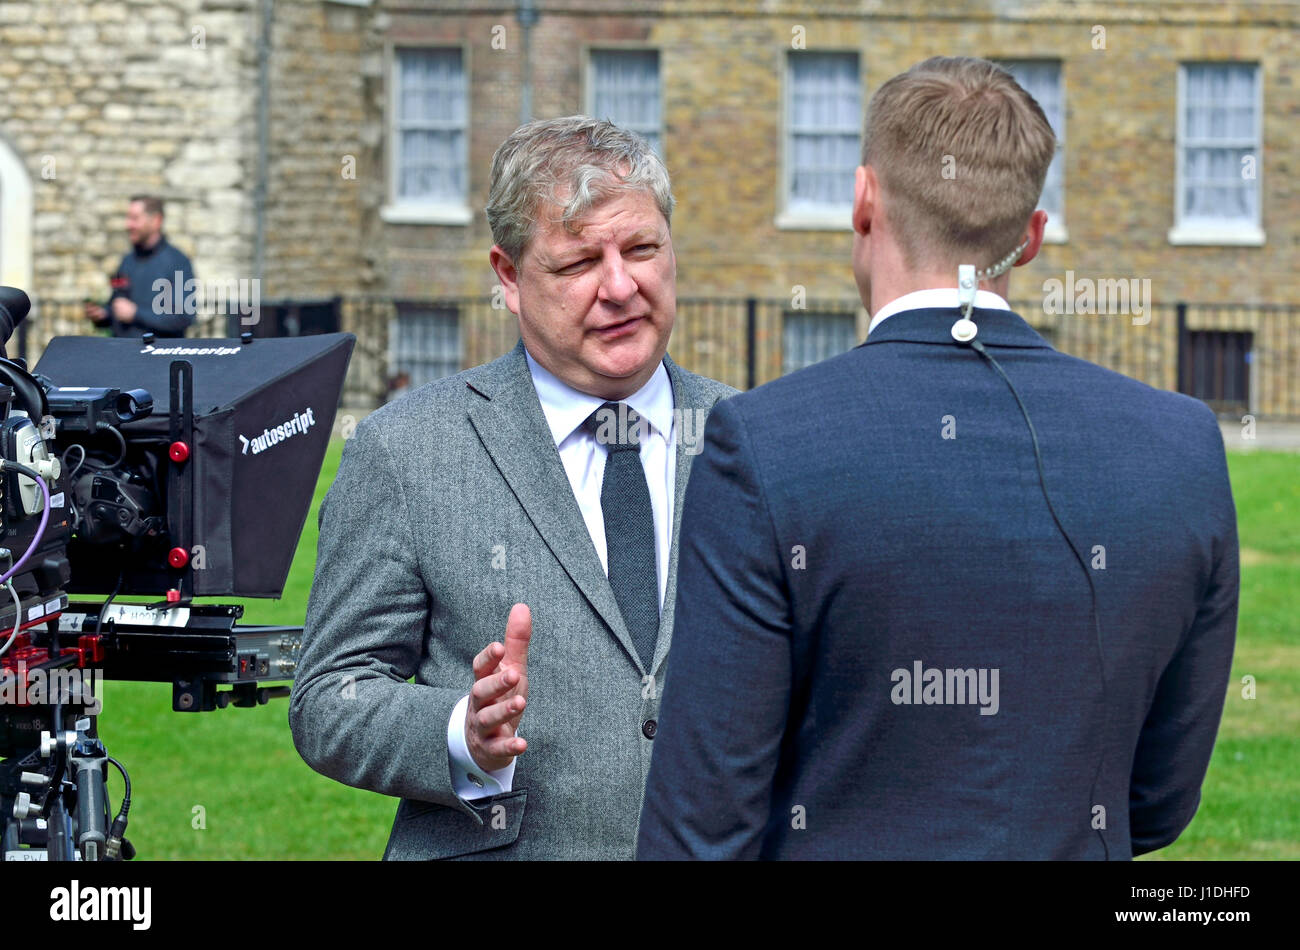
[447,693,516,800]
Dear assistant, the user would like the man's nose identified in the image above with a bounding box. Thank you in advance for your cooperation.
[596,251,637,306]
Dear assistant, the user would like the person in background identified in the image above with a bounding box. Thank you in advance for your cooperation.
[84,195,195,338]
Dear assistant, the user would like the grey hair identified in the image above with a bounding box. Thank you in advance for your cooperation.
[486,115,675,263]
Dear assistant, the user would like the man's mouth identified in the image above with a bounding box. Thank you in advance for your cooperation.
[593,316,646,339]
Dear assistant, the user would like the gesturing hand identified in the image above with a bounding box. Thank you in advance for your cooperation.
[465,603,531,773]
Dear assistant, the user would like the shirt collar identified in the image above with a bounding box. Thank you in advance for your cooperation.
[524,347,675,447]
[868,288,1010,337]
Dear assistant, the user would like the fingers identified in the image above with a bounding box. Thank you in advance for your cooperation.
[466,703,527,771]
[503,603,532,671]
[477,734,527,759]
[474,693,526,731]
[470,667,523,708]
[471,641,503,681]
[464,606,533,771]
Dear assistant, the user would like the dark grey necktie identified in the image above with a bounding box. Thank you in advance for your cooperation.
[585,401,658,671]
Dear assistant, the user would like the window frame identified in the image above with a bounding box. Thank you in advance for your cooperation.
[382,43,473,227]
[780,308,860,374]
[583,45,665,160]
[1168,61,1265,246]
[388,301,464,391]
[776,48,863,231]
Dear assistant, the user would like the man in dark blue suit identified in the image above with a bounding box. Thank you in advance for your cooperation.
[636,56,1238,860]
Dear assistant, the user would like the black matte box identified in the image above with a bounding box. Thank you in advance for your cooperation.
[34,334,355,598]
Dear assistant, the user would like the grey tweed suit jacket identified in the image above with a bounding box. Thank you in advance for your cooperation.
[289,340,736,859]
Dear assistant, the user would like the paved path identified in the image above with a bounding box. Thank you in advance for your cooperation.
[1220,419,1300,452]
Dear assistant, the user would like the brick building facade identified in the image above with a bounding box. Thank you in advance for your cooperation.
[1,1,1296,412]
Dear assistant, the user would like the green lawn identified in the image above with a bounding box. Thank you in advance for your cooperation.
[1141,451,1300,860]
[95,438,399,860]
[91,442,1298,859]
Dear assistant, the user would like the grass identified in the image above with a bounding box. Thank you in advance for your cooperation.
[1141,451,1300,860]
[95,438,396,859]
[88,442,1298,859]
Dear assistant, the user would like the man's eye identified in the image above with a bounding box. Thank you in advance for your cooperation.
[558,258,593,274]
[630,244,658,255]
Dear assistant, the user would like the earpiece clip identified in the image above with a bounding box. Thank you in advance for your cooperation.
[950,237,1030,344]
[952,265,978,342]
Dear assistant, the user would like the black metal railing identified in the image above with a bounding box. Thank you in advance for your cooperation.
[13,295,1300,419]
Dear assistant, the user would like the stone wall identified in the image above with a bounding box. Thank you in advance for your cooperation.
[0,0,260,306]
[0,0,379,319]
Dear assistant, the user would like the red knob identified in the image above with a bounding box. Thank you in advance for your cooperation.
[169,441,190,463]
[166,588,181,603]
[168,547,189,568]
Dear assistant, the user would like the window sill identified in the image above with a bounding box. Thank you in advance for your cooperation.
[381,204,472,226]
[775,210,852,232]
[1167,223,1265,247]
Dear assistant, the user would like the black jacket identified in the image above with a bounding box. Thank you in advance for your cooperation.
[97,235,196,338]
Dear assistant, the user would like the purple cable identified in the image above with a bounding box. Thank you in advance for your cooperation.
[0,462,51,587]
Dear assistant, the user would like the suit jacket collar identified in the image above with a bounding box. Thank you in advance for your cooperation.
[862,306,1054,350]
[464,341,715,674]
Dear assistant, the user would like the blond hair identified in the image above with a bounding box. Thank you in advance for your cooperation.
[862,56,1057,270]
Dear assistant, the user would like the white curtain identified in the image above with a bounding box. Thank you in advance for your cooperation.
[787,53,860,212]
[1182,64,1258,222]
[397,49,467,203]
[591,50,661,155]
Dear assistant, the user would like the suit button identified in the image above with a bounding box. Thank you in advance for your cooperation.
[642,718,657,739]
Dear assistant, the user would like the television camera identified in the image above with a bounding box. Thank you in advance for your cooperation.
[0,286,354,860]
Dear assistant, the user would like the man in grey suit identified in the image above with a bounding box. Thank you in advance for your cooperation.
[289,116,735,859]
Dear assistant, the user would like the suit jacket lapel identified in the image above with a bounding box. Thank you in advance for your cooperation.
[465,342,643,669]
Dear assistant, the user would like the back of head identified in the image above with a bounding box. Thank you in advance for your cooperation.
[485,115,674,264]
[863,56,1057,271]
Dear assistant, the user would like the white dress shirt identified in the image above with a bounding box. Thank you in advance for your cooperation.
[446,347,678,800]
[867,287,1011,337]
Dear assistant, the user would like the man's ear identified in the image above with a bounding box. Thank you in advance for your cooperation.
[1013,209,1049,267]
[488,245,522,315]
[852,165,875,237]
